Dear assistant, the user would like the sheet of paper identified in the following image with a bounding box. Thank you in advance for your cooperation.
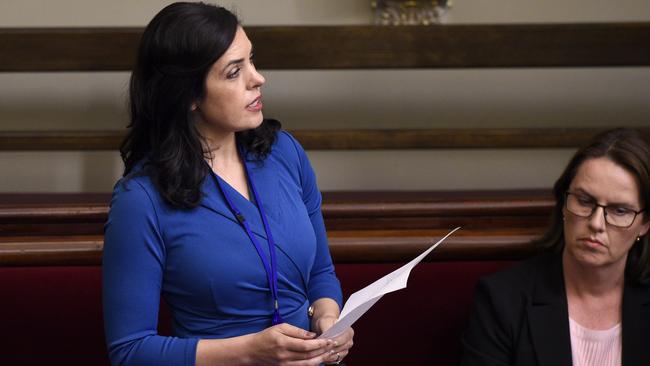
[318,227,461,339]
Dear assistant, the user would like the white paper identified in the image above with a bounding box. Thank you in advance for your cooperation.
[318,227,461,339]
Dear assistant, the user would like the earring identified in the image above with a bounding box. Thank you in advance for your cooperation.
[637,236,642,242]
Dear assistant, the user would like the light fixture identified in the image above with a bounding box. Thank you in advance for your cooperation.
[371,0,452,25]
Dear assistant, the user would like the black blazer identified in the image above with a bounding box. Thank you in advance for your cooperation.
[460,253,650,366]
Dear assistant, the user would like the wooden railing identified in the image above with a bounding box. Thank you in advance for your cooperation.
[2,24,650,71]
[0,190,552,266]
[3,128,650,151]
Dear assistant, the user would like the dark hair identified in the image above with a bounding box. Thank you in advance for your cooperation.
[121,2,280,209]
[538,128,650,283]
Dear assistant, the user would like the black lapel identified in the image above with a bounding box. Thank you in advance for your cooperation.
[527,254,573,366]
[621,281,650,366]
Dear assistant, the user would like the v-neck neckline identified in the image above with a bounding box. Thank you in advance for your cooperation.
[213,170,257,207]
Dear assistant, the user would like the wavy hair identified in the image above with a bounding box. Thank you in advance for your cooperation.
[121,2,280,209]
[537,128,650,283]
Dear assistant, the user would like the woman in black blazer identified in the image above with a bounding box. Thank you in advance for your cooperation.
[461,128,650,366]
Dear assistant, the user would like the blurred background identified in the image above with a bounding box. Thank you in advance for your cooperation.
[1,0,649,192]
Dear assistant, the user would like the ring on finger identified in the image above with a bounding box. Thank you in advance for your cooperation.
[335,352,341,364]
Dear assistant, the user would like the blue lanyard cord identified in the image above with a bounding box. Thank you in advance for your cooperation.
[210,154,284,326]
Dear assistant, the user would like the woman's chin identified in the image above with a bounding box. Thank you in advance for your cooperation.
[246,114,264,129]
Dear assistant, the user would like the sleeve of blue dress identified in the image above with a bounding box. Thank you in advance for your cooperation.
[283,131,344,309]
[102,179,198,366]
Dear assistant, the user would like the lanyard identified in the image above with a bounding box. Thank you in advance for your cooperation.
[210,152,284,326]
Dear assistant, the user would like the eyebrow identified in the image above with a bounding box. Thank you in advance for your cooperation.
[220,49,255,74]
[572,187,637,208]
[221,58,245,74]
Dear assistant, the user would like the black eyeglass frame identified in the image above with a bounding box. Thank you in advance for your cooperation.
[564,191,645,229]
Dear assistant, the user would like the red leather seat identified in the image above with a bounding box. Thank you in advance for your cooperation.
[0,261,514,365]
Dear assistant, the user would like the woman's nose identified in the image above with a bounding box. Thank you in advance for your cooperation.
[248,66,265,89]
[588,206,607,231]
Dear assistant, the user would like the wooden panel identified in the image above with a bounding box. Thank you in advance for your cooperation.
[0,235,103,266]
[2,128,649,151]
[0,194,109,236]
[0,231,542,266]
[329,232,541,262]
[0,190,552,236]
[0,191,549,265]
[0,131,123,151]
[250,23,650,69]
[292,128,638,149]
[1,23,649,72]
[0,28,141,72]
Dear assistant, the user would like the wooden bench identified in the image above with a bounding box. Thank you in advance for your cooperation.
[0,190,550,365]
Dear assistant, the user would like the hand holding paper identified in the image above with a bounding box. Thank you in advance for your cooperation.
[319,227,461,339]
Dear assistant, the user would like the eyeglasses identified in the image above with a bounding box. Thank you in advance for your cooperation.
[565,191,644,228]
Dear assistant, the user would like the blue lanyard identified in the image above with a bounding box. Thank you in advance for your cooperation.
[210,151,283,326]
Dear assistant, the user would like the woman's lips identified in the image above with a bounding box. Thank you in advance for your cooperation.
[246,96,263,112]
[580,237,607,249]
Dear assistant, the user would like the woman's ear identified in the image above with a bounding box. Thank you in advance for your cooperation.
[639,212,650,237]
[640,220,650,237]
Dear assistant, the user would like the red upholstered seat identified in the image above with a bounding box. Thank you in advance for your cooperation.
[1,266,109,365]
[0,261,514,365]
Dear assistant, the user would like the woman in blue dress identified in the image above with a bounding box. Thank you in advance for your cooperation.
[102,3,354,365]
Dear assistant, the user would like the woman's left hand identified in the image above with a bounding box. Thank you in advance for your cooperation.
[313,315,354,365]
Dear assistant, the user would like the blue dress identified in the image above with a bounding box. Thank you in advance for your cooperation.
[102,131,343,366]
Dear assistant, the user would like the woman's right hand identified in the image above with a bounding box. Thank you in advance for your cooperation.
[246,323,336,365]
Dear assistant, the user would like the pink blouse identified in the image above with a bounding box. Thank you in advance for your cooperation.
[569,317,621,366]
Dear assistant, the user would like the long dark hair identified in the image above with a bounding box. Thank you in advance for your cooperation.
[121,2,280,209]
[538,128,650,283]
